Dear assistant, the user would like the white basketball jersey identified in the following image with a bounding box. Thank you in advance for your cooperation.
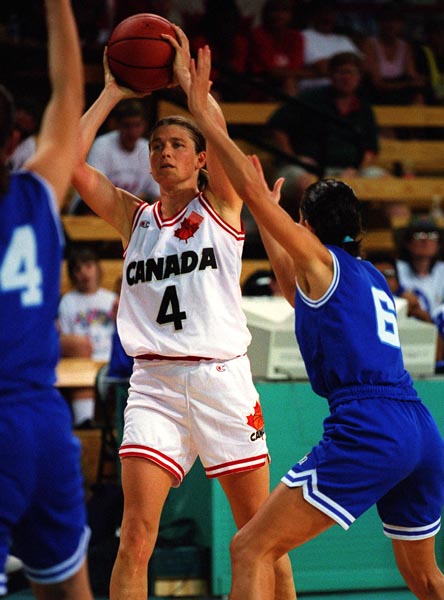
[117,193,251,359]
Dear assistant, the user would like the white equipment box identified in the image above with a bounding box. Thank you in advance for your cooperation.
[242,296,437,381]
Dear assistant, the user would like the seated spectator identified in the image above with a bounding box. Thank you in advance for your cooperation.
[266,51,386,219]
[248,0,305,98]
[58,247,118,428]
[361,2,424,106]
[367,251,432,323]
[396,218,444,317]
[414,17,444,106]
[70,99,160,214]
[189,0,249,101]
[299,0,360,91]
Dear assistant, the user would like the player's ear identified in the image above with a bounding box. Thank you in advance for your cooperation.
[196,150,206,169]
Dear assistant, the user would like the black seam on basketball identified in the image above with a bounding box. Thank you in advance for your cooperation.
[109,61,174,69]
[108,37,172,46]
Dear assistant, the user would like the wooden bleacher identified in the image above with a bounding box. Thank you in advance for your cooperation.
[158,101,444,175]
[62,102,444,274]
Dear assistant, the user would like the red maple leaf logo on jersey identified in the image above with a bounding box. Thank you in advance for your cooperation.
[174,212,203,242]
[246,401,265,431]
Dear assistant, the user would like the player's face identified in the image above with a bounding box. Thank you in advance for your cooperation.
[149,125,206,187]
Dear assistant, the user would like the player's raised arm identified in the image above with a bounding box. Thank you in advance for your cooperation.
[24,0,84,208]
[71,51,147,241]
[187,46,332,293]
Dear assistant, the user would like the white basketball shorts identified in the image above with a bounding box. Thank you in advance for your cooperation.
[120,354,270,486]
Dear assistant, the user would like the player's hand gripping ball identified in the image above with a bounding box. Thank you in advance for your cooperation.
[107,13,177,93]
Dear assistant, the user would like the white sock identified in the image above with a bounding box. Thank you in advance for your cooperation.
[72,398,95,425]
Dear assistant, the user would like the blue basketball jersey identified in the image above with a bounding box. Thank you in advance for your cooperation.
[295,246,418,406]
[0,171,63,390]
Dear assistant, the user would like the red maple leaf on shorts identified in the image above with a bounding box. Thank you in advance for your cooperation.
[174,212,203,242]
[246,401,265,431]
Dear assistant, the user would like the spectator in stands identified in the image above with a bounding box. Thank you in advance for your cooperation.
[396,218,444,318]
[70,99,159,214]
[415,18,444,106]
[58,247,118,428]
[242,269,283,297]
[247,0,305,99]
[298,1,360,91]
[267,51,386,219]
[361,2,425,106]
[367,251,432,323]
[189,0,249,101]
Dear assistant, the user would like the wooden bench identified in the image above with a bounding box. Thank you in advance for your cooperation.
[157,100,444,175]
[341,176,444,206]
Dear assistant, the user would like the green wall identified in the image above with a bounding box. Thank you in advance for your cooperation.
[209,379,444,596]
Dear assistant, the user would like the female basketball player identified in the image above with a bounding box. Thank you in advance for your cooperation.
[0,1,93,599]
[71,26,295,600]
[186,46,444,600]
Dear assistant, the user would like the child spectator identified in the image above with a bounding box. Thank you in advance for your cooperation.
[58,247,118,428]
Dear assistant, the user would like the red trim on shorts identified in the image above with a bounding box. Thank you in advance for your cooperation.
[205,454,269,479]
[136,353,247,361]
[119,444,185,483]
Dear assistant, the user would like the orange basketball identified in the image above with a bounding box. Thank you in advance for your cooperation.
[107,13,176,93]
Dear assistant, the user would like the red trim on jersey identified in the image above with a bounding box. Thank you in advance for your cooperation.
[153,200,189,228]
[205,454,269,478]
[131,201,149,234]
[123,201,149,257]
[198,193,245,241]
[119,444,185,482]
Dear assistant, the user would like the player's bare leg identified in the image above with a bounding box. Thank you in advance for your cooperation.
[219,465,297,600]
[31,561,93,600]
[228,482,335,600]
[392,537,444,599]
[110,458,173,600]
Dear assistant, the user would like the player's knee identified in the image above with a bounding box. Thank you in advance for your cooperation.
[230,529,258,567]
[403,569,444,599]
[118,518,157,563]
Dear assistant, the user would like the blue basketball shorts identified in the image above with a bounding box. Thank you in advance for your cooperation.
[0,387,90,593]
[282,397,444,540]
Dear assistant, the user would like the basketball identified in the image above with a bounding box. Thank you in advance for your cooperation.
[107,13,176,93]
